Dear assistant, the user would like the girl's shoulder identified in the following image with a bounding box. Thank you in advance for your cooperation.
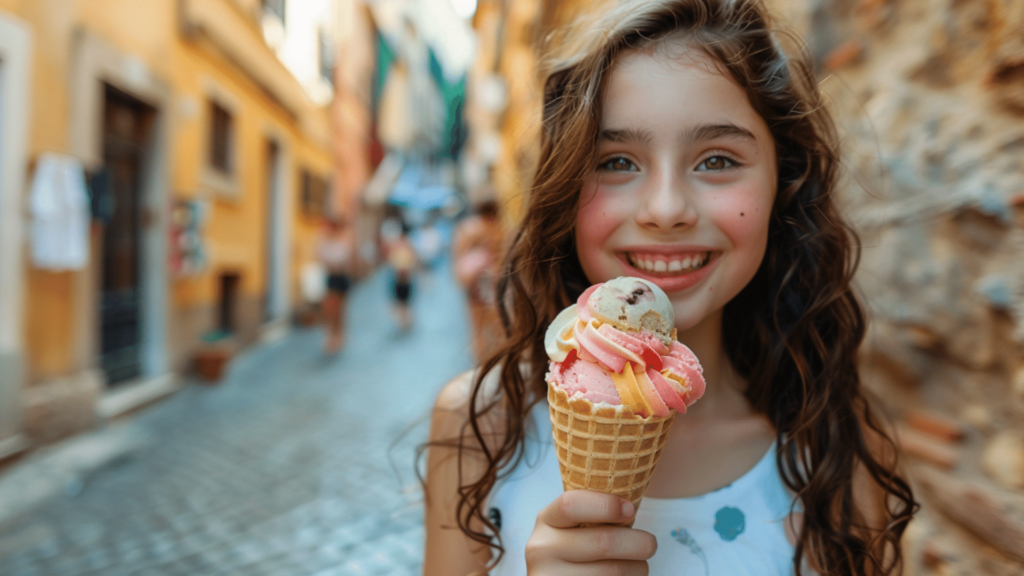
[434,361,537,411]
[432,362,538,449]
[431,366,511,450]
[433,366,500,413]
[433,370,476,413]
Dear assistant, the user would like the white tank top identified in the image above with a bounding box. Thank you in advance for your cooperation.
[488,401,802,575]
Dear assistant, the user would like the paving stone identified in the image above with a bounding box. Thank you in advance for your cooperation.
[0,261,472,575]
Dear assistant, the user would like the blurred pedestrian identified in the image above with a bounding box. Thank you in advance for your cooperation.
[414,220,444,269]
[316,216,353,354]
[380,212,403,246]
[452,200,504,363]
[387,224,418,331]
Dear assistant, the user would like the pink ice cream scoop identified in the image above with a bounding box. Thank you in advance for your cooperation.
[544,277,705,418]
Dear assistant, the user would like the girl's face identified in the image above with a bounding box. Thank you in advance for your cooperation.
[575,48,777,331]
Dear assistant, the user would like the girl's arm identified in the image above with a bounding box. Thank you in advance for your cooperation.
[423,371,495,576]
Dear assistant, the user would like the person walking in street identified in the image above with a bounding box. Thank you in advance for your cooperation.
[316,216,353,354]
[422,1,916,575]
[452,200,504,363]
[387,224,418,332]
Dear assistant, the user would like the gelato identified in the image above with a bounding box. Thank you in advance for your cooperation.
[545,277,705,418]
[545,277,705,524]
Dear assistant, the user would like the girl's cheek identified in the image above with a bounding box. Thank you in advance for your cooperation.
[576,182,624,243]
[710,185,773,247]
[708,186,773,295]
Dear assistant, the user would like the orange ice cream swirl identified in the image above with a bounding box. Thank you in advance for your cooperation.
[546,281,705,418]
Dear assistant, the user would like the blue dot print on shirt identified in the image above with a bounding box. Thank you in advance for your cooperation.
[714,506,746,541]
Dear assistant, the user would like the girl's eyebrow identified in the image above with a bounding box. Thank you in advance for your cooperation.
[598,124,756,146]
[598,128,653,146]
[681,123,756,143]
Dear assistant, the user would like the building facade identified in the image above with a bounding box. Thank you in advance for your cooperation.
[0,0,346,451]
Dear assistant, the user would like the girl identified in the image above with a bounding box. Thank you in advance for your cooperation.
[424,0,917,574]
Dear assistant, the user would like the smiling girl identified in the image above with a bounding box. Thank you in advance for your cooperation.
[423,1,916,574]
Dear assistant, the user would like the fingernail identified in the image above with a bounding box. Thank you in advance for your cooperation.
[621,500,634,518]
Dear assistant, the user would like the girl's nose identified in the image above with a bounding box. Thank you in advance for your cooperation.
[635,169,697,231]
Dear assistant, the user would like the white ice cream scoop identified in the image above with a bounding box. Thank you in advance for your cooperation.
[586,277,675,345]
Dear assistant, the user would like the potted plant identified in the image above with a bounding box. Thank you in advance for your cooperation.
[193,329,236,382]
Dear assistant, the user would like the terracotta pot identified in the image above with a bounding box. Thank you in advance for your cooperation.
[194,348,232,382]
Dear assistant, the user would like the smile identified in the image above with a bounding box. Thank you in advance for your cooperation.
[623,251,713,277]
[615,249,721,293]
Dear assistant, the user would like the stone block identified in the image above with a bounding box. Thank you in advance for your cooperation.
[22,369,102,443]
[981,432,1024,490]
[948,208,1010,255]
[862,322,935,388]
[824,39,864,70]
[905,408,966,442]
[943,307,998,371]
[897,425,959,469]
[916,468,1024,566]
[988,56,1024,115]
[959,404,992,433]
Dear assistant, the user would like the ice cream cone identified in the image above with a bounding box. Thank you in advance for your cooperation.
[547,385,674,527]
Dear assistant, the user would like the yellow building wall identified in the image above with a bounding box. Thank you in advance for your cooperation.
[11,0,333,381]
[12,0,182,380]
[168,38,332,310]
[291,135,335,307]
[479,0,593,226]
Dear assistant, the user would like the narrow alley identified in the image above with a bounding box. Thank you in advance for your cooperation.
[0,259,474,576]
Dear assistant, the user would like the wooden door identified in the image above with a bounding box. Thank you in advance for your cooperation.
[99,84,155,385]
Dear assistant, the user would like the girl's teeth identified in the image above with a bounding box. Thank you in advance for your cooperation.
[628,252,711,275]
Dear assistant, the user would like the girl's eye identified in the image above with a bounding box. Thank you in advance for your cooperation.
[598,157,638,172]
[696,155,738,171]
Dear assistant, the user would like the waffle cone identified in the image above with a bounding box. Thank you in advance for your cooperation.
[547,384,674,527]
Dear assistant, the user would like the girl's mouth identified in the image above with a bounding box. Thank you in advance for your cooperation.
[616,250,721,292]
[623,251,713,276]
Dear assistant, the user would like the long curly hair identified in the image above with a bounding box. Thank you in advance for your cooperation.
[442,0,917,573]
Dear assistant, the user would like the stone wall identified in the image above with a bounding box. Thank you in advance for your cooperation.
[770,0,1024,572]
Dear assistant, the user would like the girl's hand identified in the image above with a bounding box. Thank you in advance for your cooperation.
[525,490,657,575]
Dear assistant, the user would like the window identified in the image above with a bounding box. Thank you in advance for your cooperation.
[208,101,233,175]
[301,169,330,219]
[262,0,286,24]
[319,28,335,87]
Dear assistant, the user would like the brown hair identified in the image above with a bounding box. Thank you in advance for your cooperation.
[442,0,917,573]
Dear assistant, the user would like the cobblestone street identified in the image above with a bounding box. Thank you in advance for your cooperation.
[0,261,474,576]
